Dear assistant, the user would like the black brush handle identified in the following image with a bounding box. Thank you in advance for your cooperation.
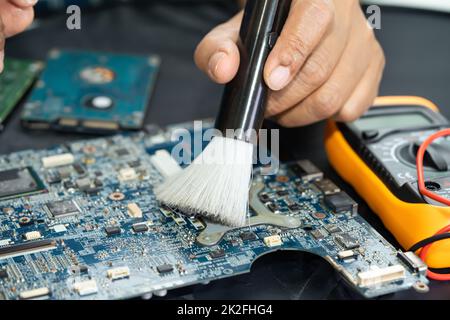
[215,0,291,142]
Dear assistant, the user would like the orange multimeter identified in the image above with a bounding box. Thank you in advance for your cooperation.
[325,96,450,271]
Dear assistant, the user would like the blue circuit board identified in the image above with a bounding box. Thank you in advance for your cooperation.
[0,121,429,300]
[21,49,160,133]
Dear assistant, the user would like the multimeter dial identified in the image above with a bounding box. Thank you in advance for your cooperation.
[339,105,450,204]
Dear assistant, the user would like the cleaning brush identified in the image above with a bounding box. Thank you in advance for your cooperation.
[156,0,291,227]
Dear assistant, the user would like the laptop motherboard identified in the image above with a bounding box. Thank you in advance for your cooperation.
[0,121,428,299]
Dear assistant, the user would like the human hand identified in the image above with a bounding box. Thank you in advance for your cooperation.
[0,0,37,72]
[194,0,385,127]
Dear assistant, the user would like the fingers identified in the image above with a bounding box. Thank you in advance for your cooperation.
[0,0,35,37]
[195,0,385,128]
[194,12,242,84]
[0,0,37,72]
[0,17,4,73]
[0,50,4,73]
[275,10,377,127]
[265,1,353,117]
[335,43,385,122]
[264,0,335,91]
[8,0,38,8]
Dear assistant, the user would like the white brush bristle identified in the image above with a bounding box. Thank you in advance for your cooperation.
[155,136,253,227]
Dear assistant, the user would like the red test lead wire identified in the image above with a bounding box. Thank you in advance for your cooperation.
[416,129,450,206]
[416,129,450,280]
[418,225,450,281]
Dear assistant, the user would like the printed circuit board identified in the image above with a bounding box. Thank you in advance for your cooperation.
[0,121,428,299]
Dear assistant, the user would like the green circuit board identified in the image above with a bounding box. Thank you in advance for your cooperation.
[0,58,43,130]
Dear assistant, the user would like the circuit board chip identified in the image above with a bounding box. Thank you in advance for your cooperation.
[289,160,323,181]
[0,269,8,279]
[105,226,121,237]
[156,264,173,274]
[0,167,45,200]
[209,249,226,259]
[132,223,148,233]
[314,179,341,195]
[116,148,129,156]
[325,192,357,215]
[45,200,81,218]
[310,228,328,240]
[240,231,257,241]
[325,224,342,234]
[335,234,360,250]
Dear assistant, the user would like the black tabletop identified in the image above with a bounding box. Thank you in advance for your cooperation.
[2,1,450,300]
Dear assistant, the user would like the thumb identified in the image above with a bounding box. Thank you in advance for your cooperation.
[194,12,242,84]
[0,1,35,37]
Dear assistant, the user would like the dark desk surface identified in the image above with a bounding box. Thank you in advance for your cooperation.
[2,1,450,300]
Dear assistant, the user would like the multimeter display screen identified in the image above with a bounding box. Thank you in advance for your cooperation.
[353,112,432,131]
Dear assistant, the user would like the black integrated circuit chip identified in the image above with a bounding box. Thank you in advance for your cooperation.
[46,171,62,184]
[73,163,85,175]
[0,167,45,200]
[0,268,8,279]
[287,203,301,211]
[289,160,323,181]
[324,192,357,215]
[63,180,76,189]
[240,231,257,241]
[335,234,359,250]
[310,228,328,240]
[132,223,148,233]
[156,264,173,274]
[266,203,280,213]
[325,224,341,234]
[94,179,103,188]
[128,160,141,168]
[209,249,225,259]
[105,226,121,236]
[46,200,81,218]
[314,179,341,195]
[276,190,289,196]
[116,148,129,156]
[79,265,89,274]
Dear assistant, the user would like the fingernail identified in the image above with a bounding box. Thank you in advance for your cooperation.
[16,0,38,6]
[268,66,291,91]
[208,51,226,79]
